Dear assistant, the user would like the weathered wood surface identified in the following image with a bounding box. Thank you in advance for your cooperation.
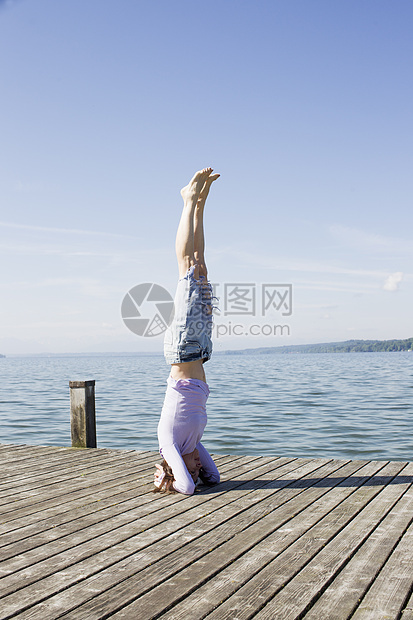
[69,380,96,448]
[0,443,413,619]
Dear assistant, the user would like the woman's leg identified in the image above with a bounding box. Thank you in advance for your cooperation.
[193,173,220,279]
[170,168,219,383]
[176,168,213,279]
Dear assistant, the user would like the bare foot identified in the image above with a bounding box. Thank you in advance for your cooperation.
[197,172,220,207]
[180,168,213,206]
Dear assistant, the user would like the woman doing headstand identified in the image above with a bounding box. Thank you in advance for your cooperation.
[154,168,220,495]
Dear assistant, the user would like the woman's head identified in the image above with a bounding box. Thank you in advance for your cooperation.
[182,448,202,482]
[153,449,203,493]
[153,459,176,493]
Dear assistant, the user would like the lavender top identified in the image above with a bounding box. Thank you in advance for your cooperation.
[157,376,220,494]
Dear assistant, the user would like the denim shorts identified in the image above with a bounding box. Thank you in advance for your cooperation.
[164,265,215,364]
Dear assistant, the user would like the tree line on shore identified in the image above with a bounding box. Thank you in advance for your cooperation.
[222,337,413,355]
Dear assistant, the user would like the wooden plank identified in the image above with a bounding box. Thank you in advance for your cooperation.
[0,455,265,588]
[1,444,411,620]
[0,443,59,455]
[0,455,242,561]
[0,452,155,517]
[0,446,147,481]
[0,457,329,618]
[0,476,153,559]
[152,459,371,620]
[0,453,239,534]
[196,461,405,620]
[0,460,154,527]
[0,456,282,570]
[252,462,413,619]
[0,445,72,470]
[117,460,392,620]
[402,592,413,615]
[0,450,153,495]
[303,478,413,619]
[0,443,92,461]
[0,450,153,496]
[351,515,413,619]
[0,443,35,452]
[0,448,142,486]
[21,459,357,619]
[0,454,235,546]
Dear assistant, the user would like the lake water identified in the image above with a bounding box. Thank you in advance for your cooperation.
[0,352,412,461]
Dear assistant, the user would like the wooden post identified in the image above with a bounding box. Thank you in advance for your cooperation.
[69,380,96,448]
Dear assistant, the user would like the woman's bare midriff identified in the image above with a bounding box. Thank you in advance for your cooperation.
[170,360,206,383]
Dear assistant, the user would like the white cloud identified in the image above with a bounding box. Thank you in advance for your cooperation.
[0,221,139,239]
[211,247,395,281]
[383,272,403,292]
[329,224,395,250]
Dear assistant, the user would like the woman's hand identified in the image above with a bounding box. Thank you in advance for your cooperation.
[154,463,165,487]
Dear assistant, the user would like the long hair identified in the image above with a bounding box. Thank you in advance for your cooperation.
[153,459,177,494]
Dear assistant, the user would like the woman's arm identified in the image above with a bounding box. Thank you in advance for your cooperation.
[197,442,220,485]
[160,443,196,495]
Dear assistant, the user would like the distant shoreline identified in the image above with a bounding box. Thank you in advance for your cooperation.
[2,336,412,358]
[221,337,413,355]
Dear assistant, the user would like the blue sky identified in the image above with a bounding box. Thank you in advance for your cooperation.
[0,0,412,354]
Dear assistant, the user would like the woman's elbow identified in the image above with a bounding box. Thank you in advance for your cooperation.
[200,470,220,485]
[173,481,195,495]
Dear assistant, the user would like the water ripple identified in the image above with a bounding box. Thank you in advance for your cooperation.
[0,352,412,460]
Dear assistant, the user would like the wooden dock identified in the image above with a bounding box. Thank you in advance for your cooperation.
[1,443,413,619]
